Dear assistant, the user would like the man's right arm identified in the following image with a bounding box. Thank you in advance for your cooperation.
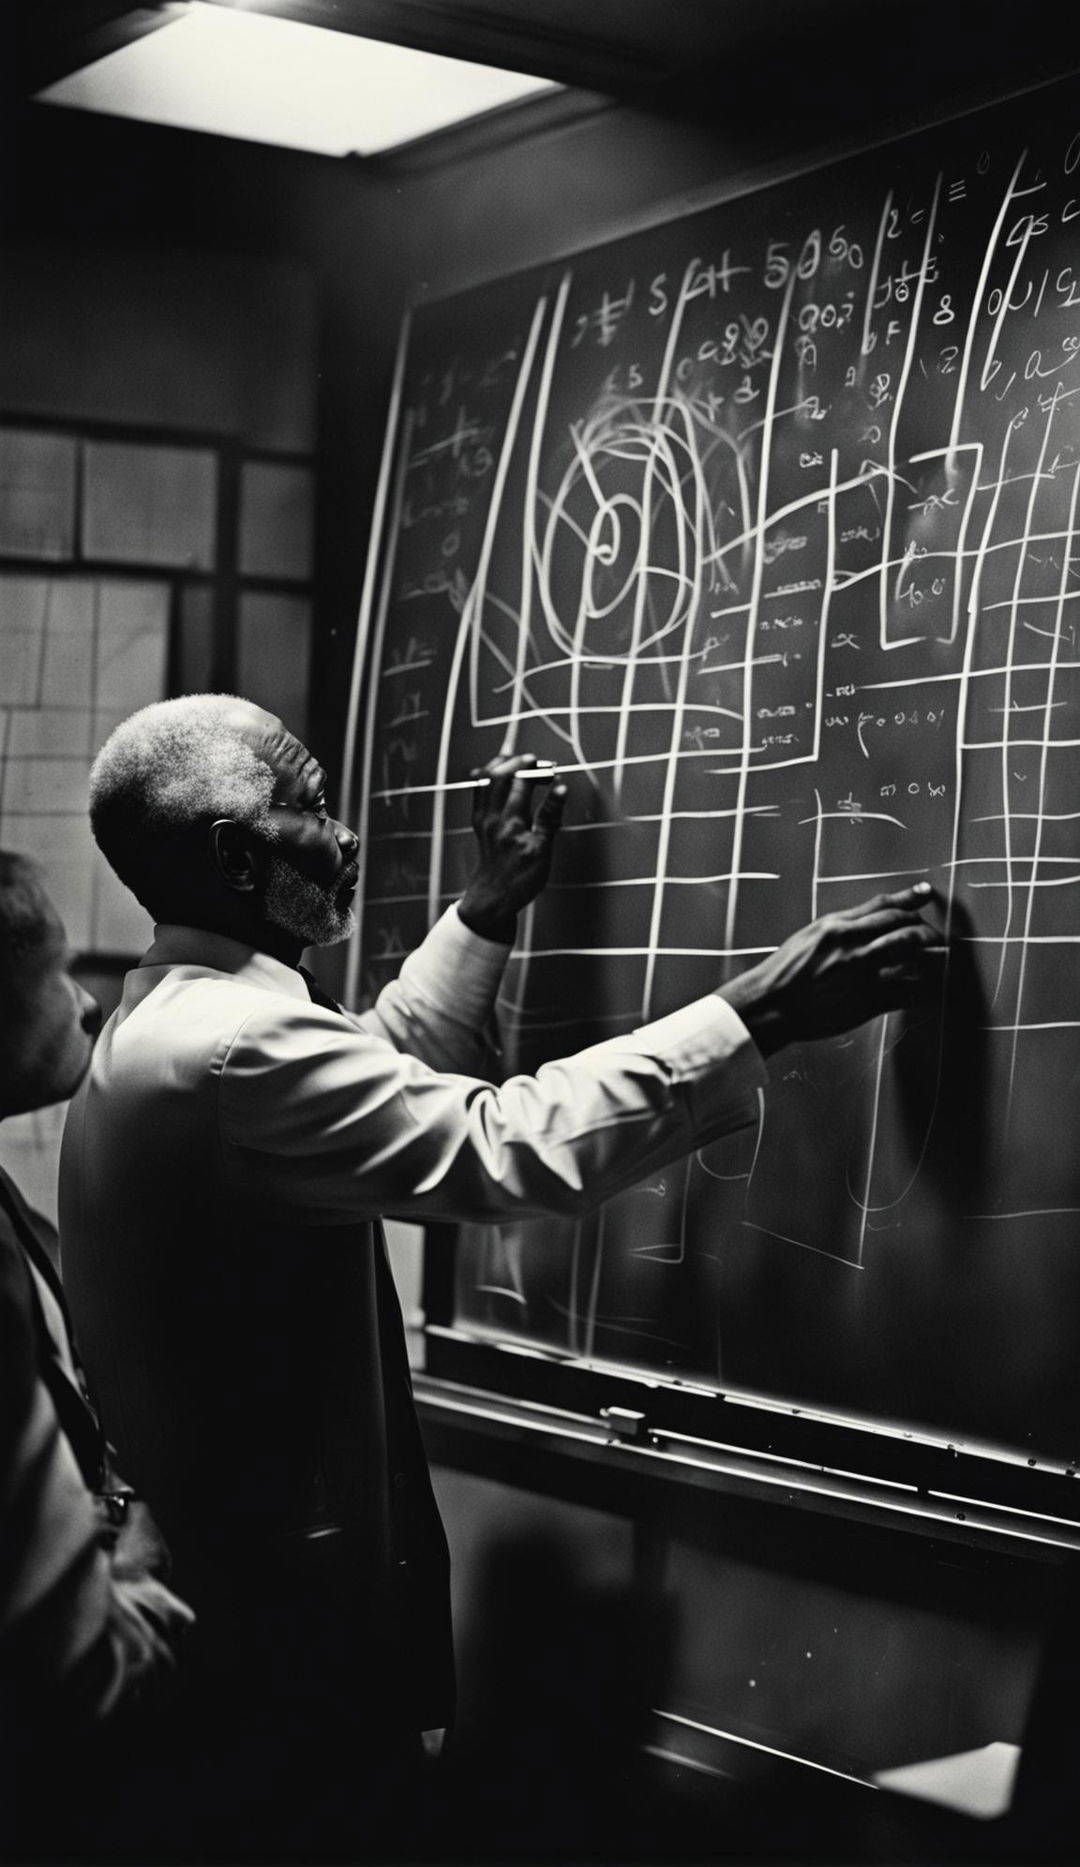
[219,885,945,1227]
[717,883,946,1055]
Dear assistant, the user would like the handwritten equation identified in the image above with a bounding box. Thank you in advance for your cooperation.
[353,85,1080,1459]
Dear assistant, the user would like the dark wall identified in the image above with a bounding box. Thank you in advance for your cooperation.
[4,98,404,787]
[0,241,317,448]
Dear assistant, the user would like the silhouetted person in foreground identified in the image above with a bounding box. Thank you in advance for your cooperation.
[0,851,192,1861]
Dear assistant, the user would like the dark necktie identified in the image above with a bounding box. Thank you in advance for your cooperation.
[297,964,347,1015]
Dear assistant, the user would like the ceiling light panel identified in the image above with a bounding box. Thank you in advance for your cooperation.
[36,3,561,156]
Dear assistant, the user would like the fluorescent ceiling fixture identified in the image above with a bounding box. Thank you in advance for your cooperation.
[36,3,562,156]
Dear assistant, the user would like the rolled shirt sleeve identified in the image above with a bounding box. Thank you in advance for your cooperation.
[217,985,766,1227]
[349,905,511,1078]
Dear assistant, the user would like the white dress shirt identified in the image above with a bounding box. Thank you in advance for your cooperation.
[57,902,765,1730]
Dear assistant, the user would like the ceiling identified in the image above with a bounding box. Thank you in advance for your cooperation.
[13,1,874,95]
[17,1,1080,110]
[10,0,1080,199]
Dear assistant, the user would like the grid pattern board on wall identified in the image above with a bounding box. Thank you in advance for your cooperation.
[0,415,315,957]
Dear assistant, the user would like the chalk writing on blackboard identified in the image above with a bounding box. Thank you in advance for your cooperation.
[350,86,1080,1462]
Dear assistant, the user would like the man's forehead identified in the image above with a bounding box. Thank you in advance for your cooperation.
[230,706,319,782]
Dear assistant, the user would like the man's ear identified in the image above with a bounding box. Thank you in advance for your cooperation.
[208,819,262,893]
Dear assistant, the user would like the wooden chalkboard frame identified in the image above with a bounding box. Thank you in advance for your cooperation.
[344,68,1080,1546]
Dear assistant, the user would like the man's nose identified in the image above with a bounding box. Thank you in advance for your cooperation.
[334,820,360,860]
[78,986,102,1040]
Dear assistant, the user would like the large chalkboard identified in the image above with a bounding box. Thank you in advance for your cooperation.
[346,77,1080,1470]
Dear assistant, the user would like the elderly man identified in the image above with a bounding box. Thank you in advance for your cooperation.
[0,850,192,1860]
[58,693,944,1855]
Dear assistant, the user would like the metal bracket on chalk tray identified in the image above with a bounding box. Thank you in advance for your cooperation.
[601,1405,649,1444]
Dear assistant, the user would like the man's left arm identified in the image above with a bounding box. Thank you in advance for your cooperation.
[354,755,565,1076]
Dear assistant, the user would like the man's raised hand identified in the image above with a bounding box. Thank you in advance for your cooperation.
[457,753,567,944]
[718,883,947,1057]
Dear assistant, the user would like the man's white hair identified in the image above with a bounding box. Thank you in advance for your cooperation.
[89,694,278,910]
[90,694,276,832]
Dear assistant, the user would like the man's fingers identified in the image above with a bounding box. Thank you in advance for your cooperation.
[476,752,546,782]
[472,756,522,819]
[865,928,949,1005]
[838,882,939,922]
[826,905,937,947]
[473,752,552,819]
[533,780,567,836]
[862,924,947,964]
[505,762,550,819]
[472,750,533,775]
[481,759,520,817]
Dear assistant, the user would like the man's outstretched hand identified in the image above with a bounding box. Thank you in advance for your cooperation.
[457,753,567,945]
[719,883,947,1057]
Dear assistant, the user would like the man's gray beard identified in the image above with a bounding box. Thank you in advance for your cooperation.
[263,851,356,947]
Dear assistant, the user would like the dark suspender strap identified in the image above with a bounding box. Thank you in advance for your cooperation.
[0,1177,108,1491]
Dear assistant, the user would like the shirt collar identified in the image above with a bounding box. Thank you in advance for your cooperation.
[139,924,311,1004]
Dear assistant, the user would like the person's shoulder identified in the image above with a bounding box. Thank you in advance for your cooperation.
[214,991,389,1093]
[129,963,301,1027]
[88,972,304,1106]
[127,966,352,1067]
[220,989,366,1048]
